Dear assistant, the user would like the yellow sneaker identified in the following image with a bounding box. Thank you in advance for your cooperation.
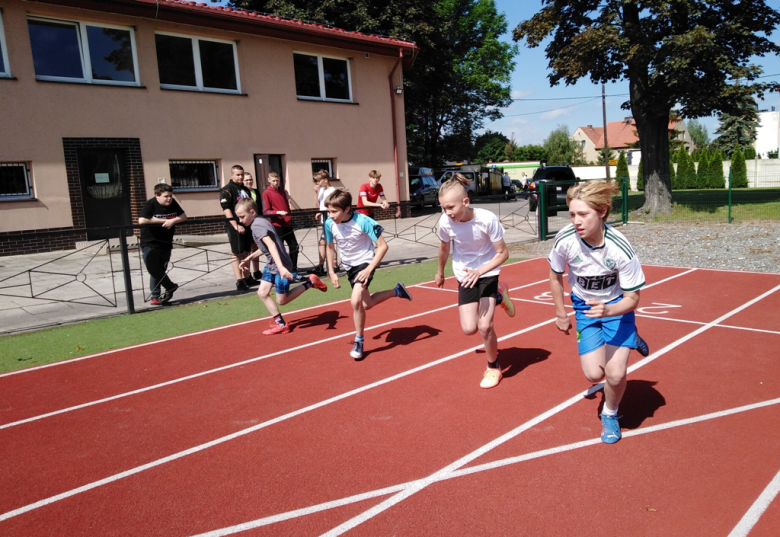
[480,367,502,389]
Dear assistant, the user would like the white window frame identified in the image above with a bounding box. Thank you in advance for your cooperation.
[0,11,11,78]
[155,31,241,94]
[294,52,352,103]
[0,162,34,200]
[27,16,140,86]
[311,158,334,177]
[169,159,220,192]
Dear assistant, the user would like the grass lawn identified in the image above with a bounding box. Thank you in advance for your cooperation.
[624,188,780,222]
[0,258,488,374]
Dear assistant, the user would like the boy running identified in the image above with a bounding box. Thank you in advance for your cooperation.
[235,199,327,336]
[435,174,515,389]
[548,180,650,444]
[324,190,412,360]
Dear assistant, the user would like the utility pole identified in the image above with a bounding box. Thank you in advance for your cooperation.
[602,84,610,179]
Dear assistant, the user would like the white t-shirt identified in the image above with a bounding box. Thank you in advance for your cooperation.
[317,186,336,211]
[437,208,504,282]
[548,223,645,303]
[324,212,383,269]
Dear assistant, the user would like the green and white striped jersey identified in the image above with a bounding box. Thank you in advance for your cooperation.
[548,223,645,303]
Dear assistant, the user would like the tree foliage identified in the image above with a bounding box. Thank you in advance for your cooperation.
[513,1,780,214]
[713,94,760,155]
[687,118,710,150]
[615,150,629,180]
[474,131,509,163]
[730,145,748,188]
[229,0,518,167]
[543,125,585,166]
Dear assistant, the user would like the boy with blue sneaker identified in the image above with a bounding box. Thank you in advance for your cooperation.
[235,199,328,335]
[323,190,412,360]
[549,180,650,444]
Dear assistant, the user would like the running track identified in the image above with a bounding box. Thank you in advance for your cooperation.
[1,258,779,536]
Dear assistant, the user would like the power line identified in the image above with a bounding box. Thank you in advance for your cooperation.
[512,93,629,101]
[503,97,601,117]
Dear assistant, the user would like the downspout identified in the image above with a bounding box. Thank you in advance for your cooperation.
[389,48,403,218]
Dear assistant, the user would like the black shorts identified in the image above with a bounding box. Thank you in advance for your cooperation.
[225,222,253,256]
[347,263,375,289]
[458,275,498,306]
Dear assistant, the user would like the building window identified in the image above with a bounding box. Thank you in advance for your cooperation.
[169,160,219,190]
[155,33,240,93]
[27,17,139,84]
[0,12,10,77]
[0,163,33,199]
[311,158,334,177]
[294,53,351,102]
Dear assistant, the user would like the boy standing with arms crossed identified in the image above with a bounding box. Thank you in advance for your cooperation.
[435,174,515,389]
[324,190,412,360]
[235,199,327,335]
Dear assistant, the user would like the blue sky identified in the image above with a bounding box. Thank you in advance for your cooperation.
[213,0,780,146]
[488,0,780,146]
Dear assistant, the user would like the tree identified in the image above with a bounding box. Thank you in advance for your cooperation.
[687,118,710,150]
[710,152,725,188]
[474,131,509,163]
[514,144,548,162]
[744,146,757,160]
[597,148,617,165]
[513,1,780,215]
[713,93,760,154]
[543,125,584,166]
[669,159,676,189]
[730,145,748,188]
[615,150,629,179]
[637,158,644,191]
[694,149,708,189]
[230,0,518,167]
[676,147,693,189]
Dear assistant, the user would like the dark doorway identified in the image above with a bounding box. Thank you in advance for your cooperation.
[253,154,285,193]
[77,149,132,239]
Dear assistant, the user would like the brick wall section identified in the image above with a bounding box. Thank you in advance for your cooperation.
[0,227,87,256]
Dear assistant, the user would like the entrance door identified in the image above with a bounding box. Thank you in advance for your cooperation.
[253,154,285,193]
[77,149,132,239]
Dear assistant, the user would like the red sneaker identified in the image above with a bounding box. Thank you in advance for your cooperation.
[263,323,290,335]
[308,274,328,292]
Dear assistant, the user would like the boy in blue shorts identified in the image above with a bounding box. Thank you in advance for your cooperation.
[549,180,650,444]
[235,199,328,335]
[324,190,412,360]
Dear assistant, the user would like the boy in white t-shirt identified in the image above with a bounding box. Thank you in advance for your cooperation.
[435,174,515,389]
[313,169,338,275]
[548,180,650,444]
[324,190,412,360]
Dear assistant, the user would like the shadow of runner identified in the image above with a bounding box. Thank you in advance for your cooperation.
[475,346,551,379]
[360,325,443,360]
[586,379,666,429]
[289,310,347,331]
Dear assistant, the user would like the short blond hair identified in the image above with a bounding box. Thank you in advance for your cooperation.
[235,198,258,214]
[566,180,619,219]
[368,170,381,180]
[437,172,472,198]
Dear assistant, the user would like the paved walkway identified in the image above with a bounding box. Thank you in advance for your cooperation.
[0,201,538,334]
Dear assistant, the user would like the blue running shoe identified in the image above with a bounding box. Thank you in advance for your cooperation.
[395,282,412,301]
[350,339,364,360]
[636,334,649,357]
[600,413,622,444]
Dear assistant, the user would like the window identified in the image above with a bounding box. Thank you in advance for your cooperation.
[169,160,219,190]
[155,33,240,93]
[0,11,10,77]
[27,17,139,84]
[0,163,33,199]
[294,53,351,101]
[311,158,334,177]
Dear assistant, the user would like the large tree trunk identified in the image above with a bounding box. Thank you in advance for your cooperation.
[634,111,672,215]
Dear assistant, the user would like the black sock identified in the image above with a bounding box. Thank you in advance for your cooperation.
[487,360,500,369]
[302,280,312,290]
[274,313,286,327]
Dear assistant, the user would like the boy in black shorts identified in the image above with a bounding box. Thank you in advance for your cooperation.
[219,164,254,291]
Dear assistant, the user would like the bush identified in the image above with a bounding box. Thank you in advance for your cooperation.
[709,152,725,188]
[616,150,629,186]
[669,159,676,189]
[730,145,748,188]
[637,158,644,191]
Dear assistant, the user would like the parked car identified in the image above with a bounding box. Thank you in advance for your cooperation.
[528,165,578,214]
[409,174,439,207]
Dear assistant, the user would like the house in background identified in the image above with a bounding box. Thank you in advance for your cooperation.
[571,118,692,165]
[0,0,416,255]
[755,108,780,158]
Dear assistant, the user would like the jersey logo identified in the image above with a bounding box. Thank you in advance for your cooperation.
[576,272,618,291]
[373,224,384,237]
[572,255,583,264]
[604,258,617,270]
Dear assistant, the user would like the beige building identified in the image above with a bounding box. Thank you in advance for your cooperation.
[0,0,416,254]
[572,118,693,165]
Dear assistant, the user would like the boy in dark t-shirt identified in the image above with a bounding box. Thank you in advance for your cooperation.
[235,199,328,335]
[139,183,187,305]
[220,165,255,291]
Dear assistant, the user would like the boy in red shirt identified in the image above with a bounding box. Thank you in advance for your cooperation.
[356,170,389,217]
[261,171,299,275]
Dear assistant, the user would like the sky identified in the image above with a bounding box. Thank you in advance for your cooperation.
[487,0,780,147]
[212,0,780,146]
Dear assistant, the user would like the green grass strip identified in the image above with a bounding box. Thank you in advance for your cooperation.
[0,258,520,374]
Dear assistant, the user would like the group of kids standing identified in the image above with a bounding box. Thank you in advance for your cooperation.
[139,167,650,445]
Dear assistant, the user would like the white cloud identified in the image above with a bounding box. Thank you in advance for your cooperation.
[540,108,569,120]
[511,88,534,100]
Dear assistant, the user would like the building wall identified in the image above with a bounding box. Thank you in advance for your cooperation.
[0,0,408,241]
[756,110,780,158]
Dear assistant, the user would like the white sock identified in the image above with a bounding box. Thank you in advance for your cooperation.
[602,404,618,417]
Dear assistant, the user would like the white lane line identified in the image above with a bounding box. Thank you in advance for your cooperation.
[319,282,780,536]
[191,397,780,536]
[0,277,553,431]
[0,315,562,523]
[0,259,541,379]
[729,466,780,537]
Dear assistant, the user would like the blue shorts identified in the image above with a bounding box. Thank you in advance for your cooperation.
[572,294,637,356]
[261,266,291,295]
